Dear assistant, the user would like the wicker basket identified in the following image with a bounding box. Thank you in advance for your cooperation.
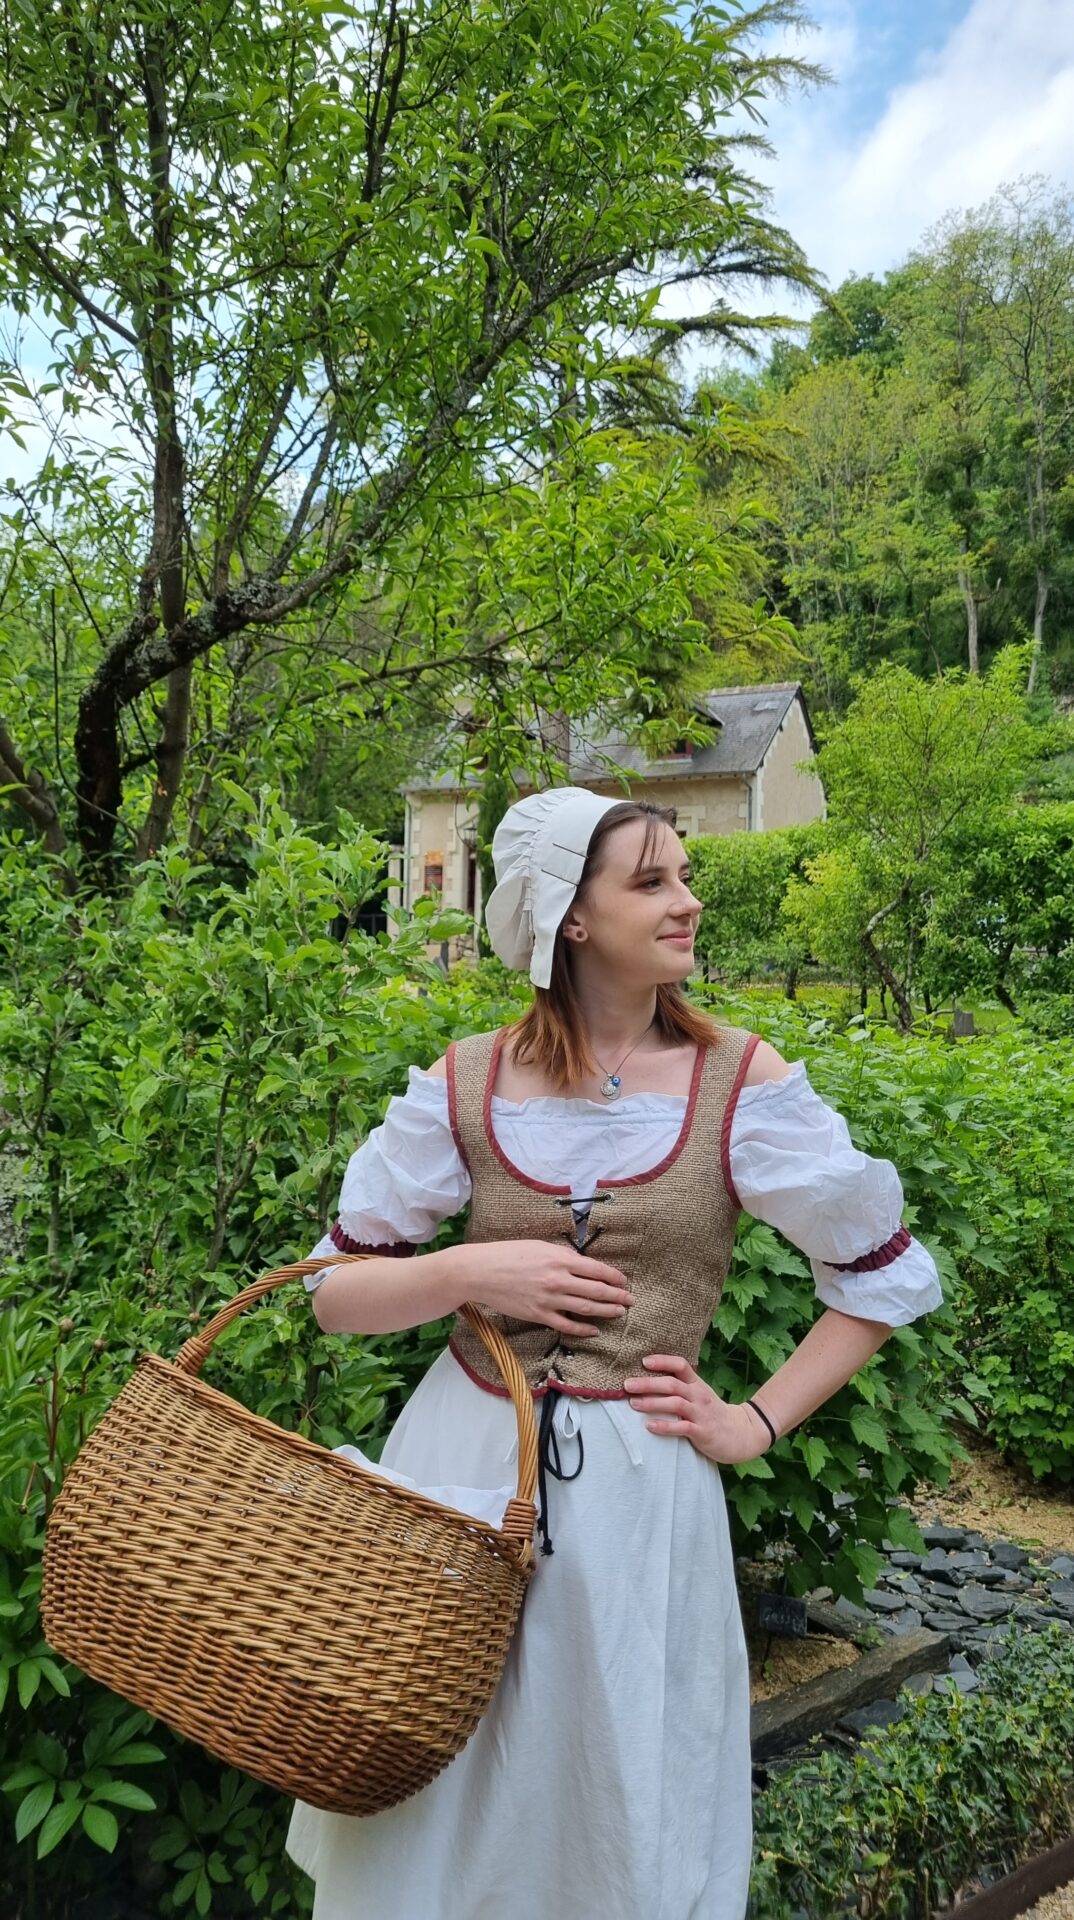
[42,1257,538,1815]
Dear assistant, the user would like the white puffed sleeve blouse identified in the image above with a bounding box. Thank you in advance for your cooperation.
[305,1058,943,1328]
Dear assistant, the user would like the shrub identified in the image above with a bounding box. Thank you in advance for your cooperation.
[749,1622,1074,1918]
[707,990,1074,1485]
[4,810,1071,1908]
[686,823,828,991]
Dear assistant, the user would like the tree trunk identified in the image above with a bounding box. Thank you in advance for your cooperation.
[860,885,914,1031]
[133,32,189,863]
[957,549,979,675]
[1027,567,1050,696]
[135,663,192,861]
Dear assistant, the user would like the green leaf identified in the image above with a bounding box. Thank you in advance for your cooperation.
[82,1802,119,1851]
[848,1406,888,1453]
[15,1779,56,1841]
[797,1434,830,1479]
[17,1659,41,1708]
[36,1797,83,1859]
[92,1779,157,1812]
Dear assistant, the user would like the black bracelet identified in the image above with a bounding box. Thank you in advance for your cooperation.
[745,1397,778,1450]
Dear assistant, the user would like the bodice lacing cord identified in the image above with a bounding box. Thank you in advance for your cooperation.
[536,1386,584,1557]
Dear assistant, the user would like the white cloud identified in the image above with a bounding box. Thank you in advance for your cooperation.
[763,0,1074,298]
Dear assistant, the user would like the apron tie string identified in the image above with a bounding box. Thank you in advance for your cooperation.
[536,1384,584,1556]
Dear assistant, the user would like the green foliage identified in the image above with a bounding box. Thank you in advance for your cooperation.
[706,990,1074,1491]
[752,182,1074,709]
[924,801,1074,1011]
[783,655,1040,1024]
[1,801,1071,1905]
[0,0,819,869]
[686,822,828,990]
[749,1623,1074,1918]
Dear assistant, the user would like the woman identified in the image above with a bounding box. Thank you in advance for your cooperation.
[286,787,942,1919]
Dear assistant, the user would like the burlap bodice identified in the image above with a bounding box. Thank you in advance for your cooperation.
[445,1025,757,1398]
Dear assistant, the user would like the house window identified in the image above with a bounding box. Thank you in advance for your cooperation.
[668,739,694,758]
[423,852,444,895]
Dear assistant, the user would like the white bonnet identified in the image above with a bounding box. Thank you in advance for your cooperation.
[483,787,620,988]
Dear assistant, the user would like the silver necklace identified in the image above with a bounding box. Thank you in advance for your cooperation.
[592,1024,654,1101]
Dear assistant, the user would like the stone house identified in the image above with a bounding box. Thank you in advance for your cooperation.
[399,683,825,949]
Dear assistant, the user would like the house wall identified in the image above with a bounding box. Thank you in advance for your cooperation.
[581,773,748,840]
[405,792,480,917]
[755,701,826,830]
[406,776,750,907]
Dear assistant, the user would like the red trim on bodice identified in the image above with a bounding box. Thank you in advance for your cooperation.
[719,1032,761,1210]
[478,1028,706,1195]
[447,1336,629,1402]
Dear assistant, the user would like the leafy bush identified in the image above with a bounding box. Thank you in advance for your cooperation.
[924,802,1074,1012]
[749,1622,1074,1918]
[687,823,828,991]
[707,990,1074,1486]
[2,804,1070,1908]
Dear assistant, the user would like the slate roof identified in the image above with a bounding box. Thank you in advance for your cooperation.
[407,684,811,793]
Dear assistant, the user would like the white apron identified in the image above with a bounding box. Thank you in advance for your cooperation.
[285,1344,754,1919]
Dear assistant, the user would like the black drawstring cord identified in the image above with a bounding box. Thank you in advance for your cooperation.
[536,1384,585,1557]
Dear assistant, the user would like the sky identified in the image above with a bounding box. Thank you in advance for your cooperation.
[742,0,1074,311]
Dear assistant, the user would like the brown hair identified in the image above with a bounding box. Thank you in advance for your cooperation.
[507,800,722,1090]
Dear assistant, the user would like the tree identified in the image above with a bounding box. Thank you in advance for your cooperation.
[0,0,820,877]
[784,652,1037,1027]
[919,183,1074,693]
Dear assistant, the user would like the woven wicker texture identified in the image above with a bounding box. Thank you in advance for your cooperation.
[42,1259,538,1815]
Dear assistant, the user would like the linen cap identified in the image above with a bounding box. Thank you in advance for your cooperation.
[484,787,620,989]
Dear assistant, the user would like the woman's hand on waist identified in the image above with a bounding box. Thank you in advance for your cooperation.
[623,1355,773,1464]
[448,1239,634,1338]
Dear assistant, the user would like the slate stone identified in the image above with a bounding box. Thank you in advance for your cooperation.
[1047,1555,1074,1578]
[838,1698,907,1736]
[889,1607,924,1635]
[962,1532,990,1551]
[888,1551,923,1569]
[971,1565,1013,1587]
[921,1524,968,1548]
[833,1492,857,1510]
[934,1668,980,1695]
[958,1584,1014,1621]
[863,1588,908,1614]
[992,1541,1030,1571]
[920,1549,963,1579]
[924,1611,971,1633]
[832,1594,874,1626]
[1046,1581,1074,1614]
[949,1653,978,1674]
[900,1669,937,1697]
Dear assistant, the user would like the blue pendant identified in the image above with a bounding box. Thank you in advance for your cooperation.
[600,1074,623,1100]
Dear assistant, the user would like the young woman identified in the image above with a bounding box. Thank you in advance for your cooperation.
[286,787,943,1919]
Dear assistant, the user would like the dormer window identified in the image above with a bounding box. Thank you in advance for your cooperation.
[667,738,694,758]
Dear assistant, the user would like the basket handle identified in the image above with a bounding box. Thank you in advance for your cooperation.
[173,1257,538,1559]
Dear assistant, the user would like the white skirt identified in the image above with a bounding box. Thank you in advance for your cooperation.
[285,1348,753,1920]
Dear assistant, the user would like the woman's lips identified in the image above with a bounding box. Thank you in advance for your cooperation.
[660,932,694,944]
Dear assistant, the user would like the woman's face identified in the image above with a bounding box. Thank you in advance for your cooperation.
[563,818,703,985]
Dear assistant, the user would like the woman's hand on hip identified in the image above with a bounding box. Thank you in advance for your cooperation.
[456,1239,634,1337]
[623,1355,772,1464]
